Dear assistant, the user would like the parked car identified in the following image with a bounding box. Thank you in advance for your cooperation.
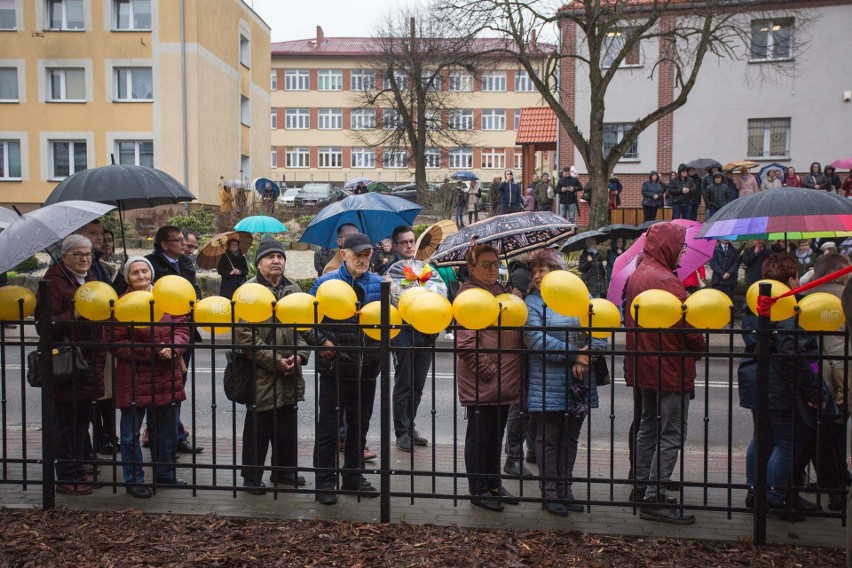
[293,183,348,207]
[278,187,301,207]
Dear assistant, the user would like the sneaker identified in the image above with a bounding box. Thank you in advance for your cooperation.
[412,429,428,446]
[396,433,412,452]
[444,332,455,341]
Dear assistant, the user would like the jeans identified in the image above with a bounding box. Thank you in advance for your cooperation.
[120,405,178,484]
[242,405,298,483]
[392,329,434,438]
[455,205,465,227]
[746,409,812,505]
[688,203,699,221]
[55,399,91,482]
[560,202,577,224]
[535,412,584,500]
[672,205,690,220]
[464,404,510,495]
[504,401,536,463]
[634,390,689,499]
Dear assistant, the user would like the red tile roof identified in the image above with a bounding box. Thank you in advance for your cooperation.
[271,37,553,57]
[516,107,557,145]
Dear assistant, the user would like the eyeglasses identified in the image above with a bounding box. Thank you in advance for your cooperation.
[479,260,500,270]
[68,252,93,260]
[395,239,415,246]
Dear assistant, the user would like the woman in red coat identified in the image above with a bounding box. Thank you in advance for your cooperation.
[113,256,189,498]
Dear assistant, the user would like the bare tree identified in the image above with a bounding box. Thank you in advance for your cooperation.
[438,0,812,228]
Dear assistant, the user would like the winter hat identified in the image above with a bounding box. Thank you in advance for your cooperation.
[123,256,155,281]
[255,237,287,266]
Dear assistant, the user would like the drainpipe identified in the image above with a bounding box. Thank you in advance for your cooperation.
[180,0,189,213]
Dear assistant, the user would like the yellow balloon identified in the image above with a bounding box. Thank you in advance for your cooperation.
[232,282,276,323]
[493,293,528,327]
[630,289,683,328]
[152,275,196,315]
[194,296,233,334]
[407,291,453,335]
[746,279,797,322]
[276,292,324,330]
[114,291,164,325]
[798,292,845,332]
[73,281,117,321]
[0,285,36,320]
[398,286,430,322]
[577,298,621,338]
[684,289,732,329]
[453,288,499,330]
[540,270,590,318]
[315,279,358,320]
[359,301,402,340]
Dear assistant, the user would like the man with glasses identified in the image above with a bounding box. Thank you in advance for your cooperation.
[496,171,522,215]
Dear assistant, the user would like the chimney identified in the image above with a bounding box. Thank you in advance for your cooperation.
[530,29,537,51]
[316,25,325,46]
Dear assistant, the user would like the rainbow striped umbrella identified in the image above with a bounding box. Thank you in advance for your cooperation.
[697,187,852,241]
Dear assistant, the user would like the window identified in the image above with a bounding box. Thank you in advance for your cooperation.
[270,70,277,91]
[747,118,791,159]
[425,147,440,169]
[284,70,309,91]
[448,71,473,92]
[481,148,505,170]
[750,19,793,61]
[481,109,506,131]
[351,108,375,130]
[424,109,439,131]
[270,108,277,129]
[481,72,506,92]
[239,34,250,68]
[270,147,277,168]
[1,0,17,29]
[351,147,375,168]
[0,140,21,179]
[317,69,342,91]
[240,95,250,126]
[318,147,342,168]
[116,140,153,167]
[602,123,638,159]
[514,70,535,92]
[448,109,473,130]
[514,150,523,170]
[318,108,342,130]
[113,0,151,30]
[50,140,86,178]
[46,0,84,30]
[421,70,440,91]
[0,68,18,101]
[285,108,309,130]
[384,70,407,91]
[114,67,152,101]
[449,148,472,169]
[47,68,85,101]
[383,108,403,130]
[383,148,407,169]
[602,28,640,68]
[286,147,309,168]
[514,109,521,130]
[350,69,375,91]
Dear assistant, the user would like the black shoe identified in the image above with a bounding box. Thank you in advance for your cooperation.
[745,491,755,509]
[316,491,337,505]
[471,494,504,512]
[490,486,520,505]
[98,441,119,456]
[272,472,306,487]
[154,477,188,486]
[503,461,533,478]
[543,502,568,517]
[125,485,153,499]
[177,440,203,454]
[768,502,806,522]
[628,488,646,503]
[564,499,584,512]
[828,494,845,512]
[525,452,536,465]
[243,480,267,495]
[342,477,379,498]
[640,498,695,525]
[396,433,413,452]
[412,429,428,446]
[792,495,820,512]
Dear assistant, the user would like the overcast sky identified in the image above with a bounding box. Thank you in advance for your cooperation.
[247,0,398,42]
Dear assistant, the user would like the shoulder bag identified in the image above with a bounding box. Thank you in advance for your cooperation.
[223,327,275,405]
[26,345,89,388]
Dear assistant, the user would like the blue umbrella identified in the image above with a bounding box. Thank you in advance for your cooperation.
[451,171,478,181]
[235,215,287,233]
[253,177,280,200]
[299,192,422,249]
[755,162,786,186]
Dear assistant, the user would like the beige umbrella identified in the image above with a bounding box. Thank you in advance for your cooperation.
[196,230,253,270]
[415,220,458,261]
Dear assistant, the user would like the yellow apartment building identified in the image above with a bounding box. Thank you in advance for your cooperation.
[0,0,270,210]
[270,27,552,188]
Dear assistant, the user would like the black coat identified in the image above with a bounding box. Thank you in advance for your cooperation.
[556,176,582,204]
[709,244,741,287]
[667,176,696,207]
[217,250,249,300]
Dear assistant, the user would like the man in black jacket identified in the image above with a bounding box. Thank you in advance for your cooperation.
[555,166,582,223]
[709,240,741,302]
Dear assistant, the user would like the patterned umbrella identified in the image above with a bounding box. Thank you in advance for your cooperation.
[196,231,253,270]
[697,187,852,241]
[431,211,576,267]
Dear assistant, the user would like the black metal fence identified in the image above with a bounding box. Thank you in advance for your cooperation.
[0,280,847,544]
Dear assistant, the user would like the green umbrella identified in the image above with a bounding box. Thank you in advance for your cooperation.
[367,181,392,193]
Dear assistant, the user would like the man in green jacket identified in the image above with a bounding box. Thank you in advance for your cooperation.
[236,237,310,494]
[533,172,554,212]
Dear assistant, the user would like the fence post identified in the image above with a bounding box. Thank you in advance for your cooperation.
[37,280,55,510]
[753,282,772,545]
[379,280,391,523]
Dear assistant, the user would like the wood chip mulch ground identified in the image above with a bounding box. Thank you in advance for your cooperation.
[0,508,843,567]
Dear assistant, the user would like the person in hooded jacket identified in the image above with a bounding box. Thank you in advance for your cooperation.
[702,172,730,221]
[824,165,842,193]
[803,162,829,190]
[579,239,607,298]
[667,164,695,220]
[760,169,783,191]
[686,168,702,220]
[606,237,627,289]
[625,222,706,524]
[641,171,664,223]
[217,238,249,300]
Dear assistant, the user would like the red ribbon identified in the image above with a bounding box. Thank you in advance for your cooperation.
[756,263,852,316]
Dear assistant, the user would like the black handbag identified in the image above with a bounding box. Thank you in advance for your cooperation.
[223,351,256,405]
[26,346,89,388]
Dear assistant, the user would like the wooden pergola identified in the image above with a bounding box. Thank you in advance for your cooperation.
[515,107,557,191]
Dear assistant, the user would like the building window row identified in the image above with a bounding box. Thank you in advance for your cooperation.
[0,65,153,103]
[0,0,153,32]
[272,107,523,132]
[273,146,530,171]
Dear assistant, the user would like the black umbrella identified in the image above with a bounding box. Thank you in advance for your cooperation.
[432,211,576,266]
[597,223,642,241]
[638,219,664,231]
[43,161,196,255]
[686,158,722,174]
[560,229,608,253]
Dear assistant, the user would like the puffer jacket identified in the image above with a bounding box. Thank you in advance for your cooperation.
[667,174,696,207]
[803,162,829,190]
[308,262,384,380]
[236,274,310,411]
[703,182,730,212]
[524,291,603,413]
[456,278,523,406]
[641,172,664,207]
[112,302,189,410]
[624,223,706,392]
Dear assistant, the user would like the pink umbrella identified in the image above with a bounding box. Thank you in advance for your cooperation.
[830,158,852,170]
[606,219,717,306]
